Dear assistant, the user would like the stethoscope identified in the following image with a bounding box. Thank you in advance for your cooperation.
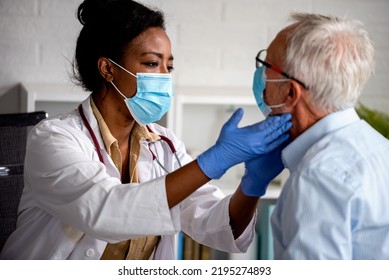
[78,104,182,174]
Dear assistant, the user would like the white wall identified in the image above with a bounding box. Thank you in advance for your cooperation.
[0,0,388,112]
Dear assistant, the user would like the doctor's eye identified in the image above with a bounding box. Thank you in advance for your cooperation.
[142,61,159,68]
[167,65,174,72]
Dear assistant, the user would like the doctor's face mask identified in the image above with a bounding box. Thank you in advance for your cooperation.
[108,58,173,126]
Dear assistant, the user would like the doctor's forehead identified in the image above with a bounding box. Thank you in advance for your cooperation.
[125,27,173,60]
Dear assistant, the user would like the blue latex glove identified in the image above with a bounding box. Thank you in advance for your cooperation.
[197,108,292,179]
[240,143,287,197]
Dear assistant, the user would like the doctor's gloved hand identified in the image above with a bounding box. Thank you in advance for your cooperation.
[196,108,292,179]
[240,144,287,197]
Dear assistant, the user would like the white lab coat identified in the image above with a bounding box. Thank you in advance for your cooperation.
[0,96,255,260]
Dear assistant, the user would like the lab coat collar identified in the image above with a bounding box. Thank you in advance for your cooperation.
[282,107,360,172]
[80,96,106,156]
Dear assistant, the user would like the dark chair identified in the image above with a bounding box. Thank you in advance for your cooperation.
[0,111,47,251]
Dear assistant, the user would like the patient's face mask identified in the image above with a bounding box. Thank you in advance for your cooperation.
[109,58,173,125]
[252,66,289,117]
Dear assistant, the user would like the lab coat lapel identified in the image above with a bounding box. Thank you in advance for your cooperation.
[79,97,120,179]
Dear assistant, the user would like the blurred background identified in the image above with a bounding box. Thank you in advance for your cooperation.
[0,0,388,105]
[1,0,388,149]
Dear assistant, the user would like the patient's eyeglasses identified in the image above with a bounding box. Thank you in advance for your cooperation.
[256,49,308,90]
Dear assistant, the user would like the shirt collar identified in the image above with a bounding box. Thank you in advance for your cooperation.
[282,108,360,171]
[90,98,160,152]
[132,124,161,143]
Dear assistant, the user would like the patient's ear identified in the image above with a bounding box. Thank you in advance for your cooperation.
[98,57,114,82]
[284,80,303,108]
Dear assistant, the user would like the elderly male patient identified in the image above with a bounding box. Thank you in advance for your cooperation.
[252,12,389,259]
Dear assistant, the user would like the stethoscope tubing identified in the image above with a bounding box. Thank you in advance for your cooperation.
[79,104,105,164]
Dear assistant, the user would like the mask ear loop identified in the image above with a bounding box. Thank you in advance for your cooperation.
[108,59,138,101]
[108,58,137,78]
[268,103,285,109]
[110,81,127,99]
[267,79,291,83]
[265,71,290,109]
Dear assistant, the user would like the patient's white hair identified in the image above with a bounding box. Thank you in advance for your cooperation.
[284,12,375,113]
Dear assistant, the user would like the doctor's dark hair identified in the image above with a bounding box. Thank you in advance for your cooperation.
[72,0,165,92]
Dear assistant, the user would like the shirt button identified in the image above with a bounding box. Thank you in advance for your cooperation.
[85,248,95,257]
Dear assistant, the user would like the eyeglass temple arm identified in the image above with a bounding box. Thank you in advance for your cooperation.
[256,57,307,89]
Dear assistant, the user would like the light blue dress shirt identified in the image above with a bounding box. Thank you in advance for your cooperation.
[271,108,389,259]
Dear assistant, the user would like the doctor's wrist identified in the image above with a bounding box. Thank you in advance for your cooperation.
[196,146,227,179]
[240,170,268,197]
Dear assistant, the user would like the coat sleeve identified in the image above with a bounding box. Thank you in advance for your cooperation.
[179,186,256,253]
[164,126,255,253]
[24,117,176,243]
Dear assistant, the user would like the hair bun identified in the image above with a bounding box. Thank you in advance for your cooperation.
[77,0,111,26]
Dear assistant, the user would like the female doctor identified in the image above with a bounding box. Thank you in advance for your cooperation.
[0,0,291,260]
